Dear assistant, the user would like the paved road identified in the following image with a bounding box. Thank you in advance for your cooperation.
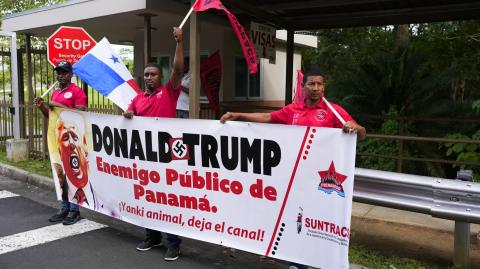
[0,176,288,269]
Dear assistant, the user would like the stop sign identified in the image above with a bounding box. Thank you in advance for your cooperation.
[47,26,96,66]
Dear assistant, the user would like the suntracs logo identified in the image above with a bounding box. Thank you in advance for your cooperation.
[317,161,347,197]
[314,109,327,121]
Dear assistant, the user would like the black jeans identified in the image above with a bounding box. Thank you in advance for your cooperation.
[145,228,181,248]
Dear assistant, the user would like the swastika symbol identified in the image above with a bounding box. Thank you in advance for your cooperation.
[71,158,78,167]
[172,140,187,158]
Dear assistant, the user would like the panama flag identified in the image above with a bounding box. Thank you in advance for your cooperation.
[73,38,140,111]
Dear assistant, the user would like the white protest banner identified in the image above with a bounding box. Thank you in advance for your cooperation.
[47,107,357,268]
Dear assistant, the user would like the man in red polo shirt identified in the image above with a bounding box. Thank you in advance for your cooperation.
[220,67,366,139]
[33,60,87,225]
[221,67,365,269]
[123,27,184,262]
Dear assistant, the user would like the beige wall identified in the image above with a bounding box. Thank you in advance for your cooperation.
[261,44,302,101]
[222,31,303,102]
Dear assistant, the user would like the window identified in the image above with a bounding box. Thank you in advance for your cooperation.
[158,56,171,86]
[149,56,171,86]
[235,56,260,99]
[152,53,209,103]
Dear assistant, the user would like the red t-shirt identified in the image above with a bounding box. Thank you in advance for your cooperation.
[50,83,87,108]
[127,81,181,118]
[270,100,354,128]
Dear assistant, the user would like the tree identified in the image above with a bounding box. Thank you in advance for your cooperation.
[117,46,134,74]
[393,24,410,53]
[0,0,65,17]
[413,21,480,102]
[301,20,480,178]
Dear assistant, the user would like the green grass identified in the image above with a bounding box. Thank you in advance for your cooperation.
[349,243,430,269]
[0,148,52,177]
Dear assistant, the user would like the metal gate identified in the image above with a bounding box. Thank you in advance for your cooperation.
[0,33,119,158]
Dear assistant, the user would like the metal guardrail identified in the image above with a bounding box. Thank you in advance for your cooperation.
[353,168,479,267]
[354,168,480,223]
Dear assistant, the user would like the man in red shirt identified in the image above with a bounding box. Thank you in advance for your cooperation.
[123,27,184,261]
[33,60,87,225]
[221,67,364,269]
[220,67,366,139]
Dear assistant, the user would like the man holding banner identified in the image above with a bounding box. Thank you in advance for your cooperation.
[123,27,184,261]
[221,67,365,269]
[221,67,366,140]
[34,61,87,225]
[45,62,358,267]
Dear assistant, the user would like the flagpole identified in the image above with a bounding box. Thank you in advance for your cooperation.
[179,7,194,29]
[322,97,346,125]
[40,81,58,98]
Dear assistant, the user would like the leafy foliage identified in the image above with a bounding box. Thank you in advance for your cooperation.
[442,102,480,181]
[357,107,400,172]
[0,0,65,17]
[118,46,134,74]
[303,21,480,178]
[0,0,67,93]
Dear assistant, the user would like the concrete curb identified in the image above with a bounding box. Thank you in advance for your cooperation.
[0,162,54,190]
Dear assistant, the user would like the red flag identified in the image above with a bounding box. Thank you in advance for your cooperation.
[292,70,305,104]
[192,0,223,11]
[193,0,258,74]
[200,51,222,112]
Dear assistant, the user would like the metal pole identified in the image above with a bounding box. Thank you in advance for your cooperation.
[453,170,473,268]
[2,32,21,139]
[16,48,26,138]
[143,14,151,65]
[189,0,200,119]
[454,221,470,268]
[25,34,34,152]
[284,29,294,105]
[397,118,404,172]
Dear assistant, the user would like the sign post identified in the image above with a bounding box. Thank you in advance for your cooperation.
[47,26,96,66]
[250,22,276,64]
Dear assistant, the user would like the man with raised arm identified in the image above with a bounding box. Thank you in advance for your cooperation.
[122,27,184,261]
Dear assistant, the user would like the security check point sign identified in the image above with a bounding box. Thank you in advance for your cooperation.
[47,108,357,269]
[250,22,276,63]
[47,26,96,65]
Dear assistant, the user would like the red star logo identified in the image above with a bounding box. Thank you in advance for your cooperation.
[318,161,347,185]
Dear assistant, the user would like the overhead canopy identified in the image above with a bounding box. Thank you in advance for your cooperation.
[220,0,480,29]
[5,0,480,40]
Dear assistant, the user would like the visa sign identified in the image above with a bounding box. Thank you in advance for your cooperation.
[250,22,276,63]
